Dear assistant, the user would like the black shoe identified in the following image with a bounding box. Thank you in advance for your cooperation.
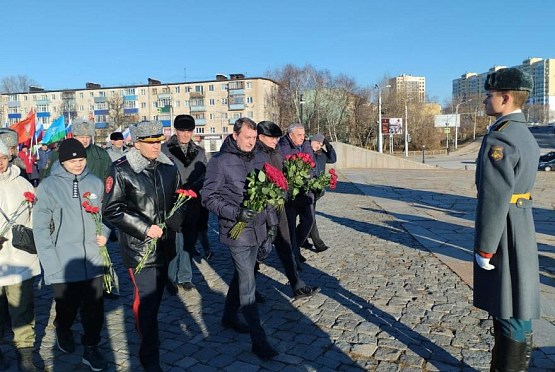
[178,282,195,291]
[82,345,107,372]
[255,291,266,304]
[221,316,250,334]
[166,282,179,296]
[252,340,278,359]
[16,347,42,372]
[56,328,75,354]
[205,251,213,260]
[315,245,329,253]
[301,241,313,249]
[299,254,307,262]
[0,349,10,371]
[141,363,163,372]
[104,291,120,300]
[294,286,321,300]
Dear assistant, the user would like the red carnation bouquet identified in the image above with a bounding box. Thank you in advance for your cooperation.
[0,192,36,250]
[135,189,197,273]
[82,192,115,293]
[283,152,315,199]
[229,163,288,239]
[307,168,338,191]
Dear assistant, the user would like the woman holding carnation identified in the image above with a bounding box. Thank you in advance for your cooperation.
[33,138,109,371]
[0,139,42,372]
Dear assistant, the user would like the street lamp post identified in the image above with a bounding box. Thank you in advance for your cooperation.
[299,93,304,125]
[422,145,426,163]
[455,99,472,150]
[374,84,390,153]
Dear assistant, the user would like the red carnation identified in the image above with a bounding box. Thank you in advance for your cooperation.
[91,206,99,213]
[83,192,91,198]
[85,205,93,212]
[176,189,187,195]
[23,192,36,203]
[188,190,198,198]
[82,201,90,207]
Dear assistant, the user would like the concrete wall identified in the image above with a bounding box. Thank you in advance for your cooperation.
[332,142,436,170]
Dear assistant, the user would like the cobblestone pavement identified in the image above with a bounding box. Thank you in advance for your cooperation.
[1,172,554,371]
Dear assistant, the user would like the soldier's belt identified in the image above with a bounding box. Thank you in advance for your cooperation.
[510,193,531,204]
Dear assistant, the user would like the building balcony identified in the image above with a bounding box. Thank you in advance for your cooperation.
[228,89,245,95]
[158,106,171,113]
[37,112,51,118]
[36,100,50,105]
[158,93,172,100]
[229,104,245,110]
[124,108,139,115]
[190,91,204,98]
[7,101,20,108]
[229,118,238,124]
[123,95,137,101]
[8,113,21,119]
[94,110,109,115]
[190,106,206,112]
[94,97,107,103]
[195,119,206,125]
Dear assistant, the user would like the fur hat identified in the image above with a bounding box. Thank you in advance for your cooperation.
[257,121,282,137]
[110,132,124,141]
[484,68,533,92]
[174,115,195,131]
[0,139,9,157]
[72,119,96,137]
[59,138,87,163]
[0,128,18,147]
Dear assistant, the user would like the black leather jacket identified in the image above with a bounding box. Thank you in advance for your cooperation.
[102,148,181,269]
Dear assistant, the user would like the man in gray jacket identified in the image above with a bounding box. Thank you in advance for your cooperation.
[105,132,128,162]
[473,68,540,371]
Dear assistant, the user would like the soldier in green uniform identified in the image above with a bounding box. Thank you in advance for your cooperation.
[43,119,111,181]
[0,129,28,180]
[474,67,540,371]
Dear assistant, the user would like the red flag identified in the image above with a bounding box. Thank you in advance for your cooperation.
[9,109,36,144]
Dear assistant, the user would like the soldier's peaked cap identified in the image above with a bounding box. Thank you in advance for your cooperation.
[484,68,533,92]
[135,121,165,142]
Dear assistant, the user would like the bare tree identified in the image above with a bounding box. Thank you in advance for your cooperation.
[0,75,38,93]
[108,95,137,130]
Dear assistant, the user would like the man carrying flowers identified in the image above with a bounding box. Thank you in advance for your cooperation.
[202,118,279,359]
[102,121,183,372]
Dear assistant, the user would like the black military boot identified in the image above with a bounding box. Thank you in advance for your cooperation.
[242,303,278,359]
[82,345,108,371]
[16,347,42,372]
[0,349,10,371]
[491,333,527,372]
[524,332,533,370]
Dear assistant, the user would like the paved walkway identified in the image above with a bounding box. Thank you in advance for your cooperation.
[1,170,554,371]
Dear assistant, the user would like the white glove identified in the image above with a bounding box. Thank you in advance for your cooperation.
[475,253,495,270]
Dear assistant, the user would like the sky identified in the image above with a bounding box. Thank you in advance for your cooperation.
[1,0,554,104]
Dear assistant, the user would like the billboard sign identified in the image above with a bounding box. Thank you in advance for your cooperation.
[434,114,460,128]
[381,118,403,134]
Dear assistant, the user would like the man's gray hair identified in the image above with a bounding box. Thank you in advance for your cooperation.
[287,123,305,134]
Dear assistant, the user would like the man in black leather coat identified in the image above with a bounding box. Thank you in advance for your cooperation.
[102,121,182,372]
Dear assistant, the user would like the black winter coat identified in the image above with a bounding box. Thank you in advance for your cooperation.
[202,136,278,247]
[102,148,180,269]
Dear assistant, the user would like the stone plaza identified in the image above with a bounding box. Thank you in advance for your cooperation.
[1,169,554,371]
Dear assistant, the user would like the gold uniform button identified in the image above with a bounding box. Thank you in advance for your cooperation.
[518,200,523,206]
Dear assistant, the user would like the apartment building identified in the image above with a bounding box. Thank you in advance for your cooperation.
[452,58,555,122]
[388,74,426,103]
[0,74,279,152]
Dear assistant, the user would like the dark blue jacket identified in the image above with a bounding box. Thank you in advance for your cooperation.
[313,142,337,176]
[278,135,316,172]
[37,148,52,170]
[202,136,278,247]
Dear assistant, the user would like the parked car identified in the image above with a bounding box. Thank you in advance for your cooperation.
[538,158,555,171]
[539,151,555,162]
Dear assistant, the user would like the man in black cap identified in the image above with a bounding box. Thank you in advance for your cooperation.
[162,115,208,292]
[102,121,183,372]
[256,121,320,300]
[473,67,540,370]
[106,132,128,162]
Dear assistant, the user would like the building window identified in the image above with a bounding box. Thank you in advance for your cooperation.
[51,94,56,100]
[8,108,17,114]
[221,113,228,119]
[152,88,157,95]
[140,89,146,96]
[89,92,94,98]
[192,113,205,120]
[209,99,215,106]
[37,105,49,112]
[79,92,84,99]
[185,100,190,107]
[141,102,146,108]
[221,98,228,104]
[246,111,254,118]
[247,97,253,103]
[79,105,84,111]
[209,127,216,133]
[186,86,192,93]
[124,100,136,109]
[195,85,203,93]
[23,96,28,101]
[195,127,204,134]
[246,82,252,89]
[223,127,229,133]
[99,91,105,97]
[125,88,136,95]
[175,101,180,108]
[96,102,108,110]
[162,87,170,94]
[95,114,107,123]
[153,115,158,120]
[110,91,115,97]
[175,86,180,93]
[221,84,227,91]
[208,85,214,91]
[38,117,49,125]
[141,116,147,121]
[209,113,215,120]
[41,95,48,100]
[8,94,18,101]
[89,105,94,111]
[153,102,158,108]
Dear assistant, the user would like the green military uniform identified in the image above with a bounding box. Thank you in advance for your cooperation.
[43,144,111,181]
[474,111,540,319]
[473,67,539,371]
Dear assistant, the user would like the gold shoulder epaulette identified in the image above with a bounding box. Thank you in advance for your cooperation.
[494,120,510,132]
[113,156,128,166]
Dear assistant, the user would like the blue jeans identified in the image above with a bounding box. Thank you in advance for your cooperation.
[168,232,192,284]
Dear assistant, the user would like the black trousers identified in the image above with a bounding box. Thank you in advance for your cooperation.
[274,209,306,291]
[308,199,326,248]
[128,266,168,367]
[51,277,104,346]
[285,196,314,262]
